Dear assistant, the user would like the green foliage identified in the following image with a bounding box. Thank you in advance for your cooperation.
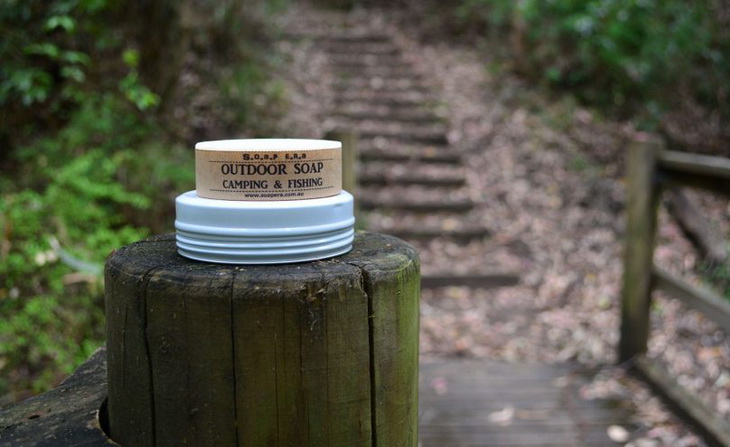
[0,0,285,403]
[0,1,93,107]
[0,191,109,399]
[702,258,730,301]
[0,0,162,151]
[119,49,160,111]
[219,62,289,136]
[0,93,169,402]
[455,0,730,120]
[0,93,198,402]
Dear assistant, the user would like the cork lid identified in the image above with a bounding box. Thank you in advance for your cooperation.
[195,138,342,201]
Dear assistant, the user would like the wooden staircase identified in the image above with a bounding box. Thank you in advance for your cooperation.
[284,24,520,287]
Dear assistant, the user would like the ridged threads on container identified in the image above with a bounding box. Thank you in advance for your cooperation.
[175,139,355,264]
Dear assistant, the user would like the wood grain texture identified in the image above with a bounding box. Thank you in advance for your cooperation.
[658,150,730,196]
[419,360,635,447]
[104,232,420,446]
[659,150,730,179]
[652,266,730,332]
[0,349,112,447]
[104,235,172,446]
[346,233,421,447]
[619,138,662,362]
[1,352,639,447]
[230,260,372,446]
[634,356,730,447]
[145,267,236,447]
[420,359,634,447]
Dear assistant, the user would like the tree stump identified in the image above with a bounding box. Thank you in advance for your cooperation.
[104,232,420,447]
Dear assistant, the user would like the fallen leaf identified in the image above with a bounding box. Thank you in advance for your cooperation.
[607,424,630,443]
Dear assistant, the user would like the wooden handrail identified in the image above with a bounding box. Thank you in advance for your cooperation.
[634,355,730,447]
[620,138,730,445]
[659,150,730,180]
[658,150,730,196]
[652,266,730,332]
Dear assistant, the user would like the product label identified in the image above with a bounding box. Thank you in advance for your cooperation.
[195,148,342,201]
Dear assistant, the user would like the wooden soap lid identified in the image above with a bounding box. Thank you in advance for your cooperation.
[195,139,342,201]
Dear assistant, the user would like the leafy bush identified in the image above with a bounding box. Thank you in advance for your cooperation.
[703,259,730,301]
[0,0,141,149]
[455,0,730,120]
[0,0,287,404]
[0,93,197,403]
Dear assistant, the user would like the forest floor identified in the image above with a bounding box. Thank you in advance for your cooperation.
[276,3,729,446]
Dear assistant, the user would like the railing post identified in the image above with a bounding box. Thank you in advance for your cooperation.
[619,136,663,363]
[105,232,420,446]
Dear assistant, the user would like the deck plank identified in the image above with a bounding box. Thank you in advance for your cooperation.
[419,360,635,447]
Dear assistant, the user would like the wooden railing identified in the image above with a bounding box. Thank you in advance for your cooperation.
[620,136,730,445]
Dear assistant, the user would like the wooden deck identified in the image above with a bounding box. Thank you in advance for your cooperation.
[419,360,634,447]
[0,349,638,446]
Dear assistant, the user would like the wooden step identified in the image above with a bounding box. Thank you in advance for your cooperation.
[326,53,405,66]
[421,273,519,289]
[358,179,473,208]
[319,41,401,56]
[335,91,438,106]
[330,118,448,137]
[360,196,473,212]
[358,130,448,146]
[333,107,443,124]
[360,172,465,187]
[286,32,390,44]
[319,33,391,44]
[359,145,462,165]
[373,226,490,242]
[414,238,527,280]
[332,78,432,92]
[360,163,465,187]
[363,210,489,241]
[332,65,423,79]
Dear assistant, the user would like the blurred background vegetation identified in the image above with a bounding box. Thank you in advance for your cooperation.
[418,0,730,131]
[0,0,288,403]
[1,0,728,403]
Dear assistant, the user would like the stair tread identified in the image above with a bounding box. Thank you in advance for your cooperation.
[332,78,432,92]
[359,144,462,165]
[326,54,406,65]
[331,65,423,78]
[334,91,438,105]
[368,225,490,240]
[360,162,465,186]
[410,238,525,278]
[420,273,520,289]
[320,42,401,55]
[286,32,391,43]
[358,129,448,145]
[360,197,474,212]
[333,107,443,123]
[329,118,448,136]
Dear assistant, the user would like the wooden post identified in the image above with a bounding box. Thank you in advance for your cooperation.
[105,232,419,447]
[326,129,359,218]
[619,137,663,363]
